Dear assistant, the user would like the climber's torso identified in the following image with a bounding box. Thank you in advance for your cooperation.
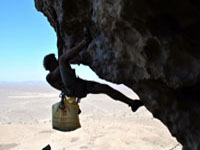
[47,64,87,98]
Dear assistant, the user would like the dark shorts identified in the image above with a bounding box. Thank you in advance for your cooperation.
[60,64,87,98]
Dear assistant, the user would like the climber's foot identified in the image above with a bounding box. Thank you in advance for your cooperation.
[129,100,144,112]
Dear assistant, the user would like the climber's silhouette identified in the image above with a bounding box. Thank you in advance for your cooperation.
[43,29,143,112]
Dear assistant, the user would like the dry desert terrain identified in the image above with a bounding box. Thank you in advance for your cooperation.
[0,82,181,150]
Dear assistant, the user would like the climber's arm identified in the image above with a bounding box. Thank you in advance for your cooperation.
[85,81,143,112]
[59,38,90,65]
[59,27,92,65]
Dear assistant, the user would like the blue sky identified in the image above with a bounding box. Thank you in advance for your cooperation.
[0,0,57,81]
[0,0,137,98]
[0,0,100,82]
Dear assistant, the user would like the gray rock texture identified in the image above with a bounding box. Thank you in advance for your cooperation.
[35,0,200,149]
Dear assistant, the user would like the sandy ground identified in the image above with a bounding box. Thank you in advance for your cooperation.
[0,82,182,150]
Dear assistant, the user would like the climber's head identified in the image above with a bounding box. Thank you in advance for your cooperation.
[43,53,58,71]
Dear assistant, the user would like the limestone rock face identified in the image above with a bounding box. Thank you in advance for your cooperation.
[35,0,200,149]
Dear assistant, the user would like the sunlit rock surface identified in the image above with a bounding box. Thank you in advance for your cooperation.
[35,0,200,149]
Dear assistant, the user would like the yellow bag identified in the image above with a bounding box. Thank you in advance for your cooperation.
[52,97,81,132]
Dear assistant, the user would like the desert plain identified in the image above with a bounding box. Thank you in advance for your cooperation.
[0,82,181,150]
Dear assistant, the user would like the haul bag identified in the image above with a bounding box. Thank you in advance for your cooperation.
[52,97,81,132]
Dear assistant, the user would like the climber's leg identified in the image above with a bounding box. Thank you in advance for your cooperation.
[84,80,143,112]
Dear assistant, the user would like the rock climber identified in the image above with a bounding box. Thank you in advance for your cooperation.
[43,29,143,112]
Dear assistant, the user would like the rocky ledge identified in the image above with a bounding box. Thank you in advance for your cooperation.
[35,0,200,149]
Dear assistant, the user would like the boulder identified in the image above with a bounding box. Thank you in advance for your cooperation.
[35,0,200,149]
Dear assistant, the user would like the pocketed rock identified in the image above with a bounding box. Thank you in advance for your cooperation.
[35,0,200,149]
